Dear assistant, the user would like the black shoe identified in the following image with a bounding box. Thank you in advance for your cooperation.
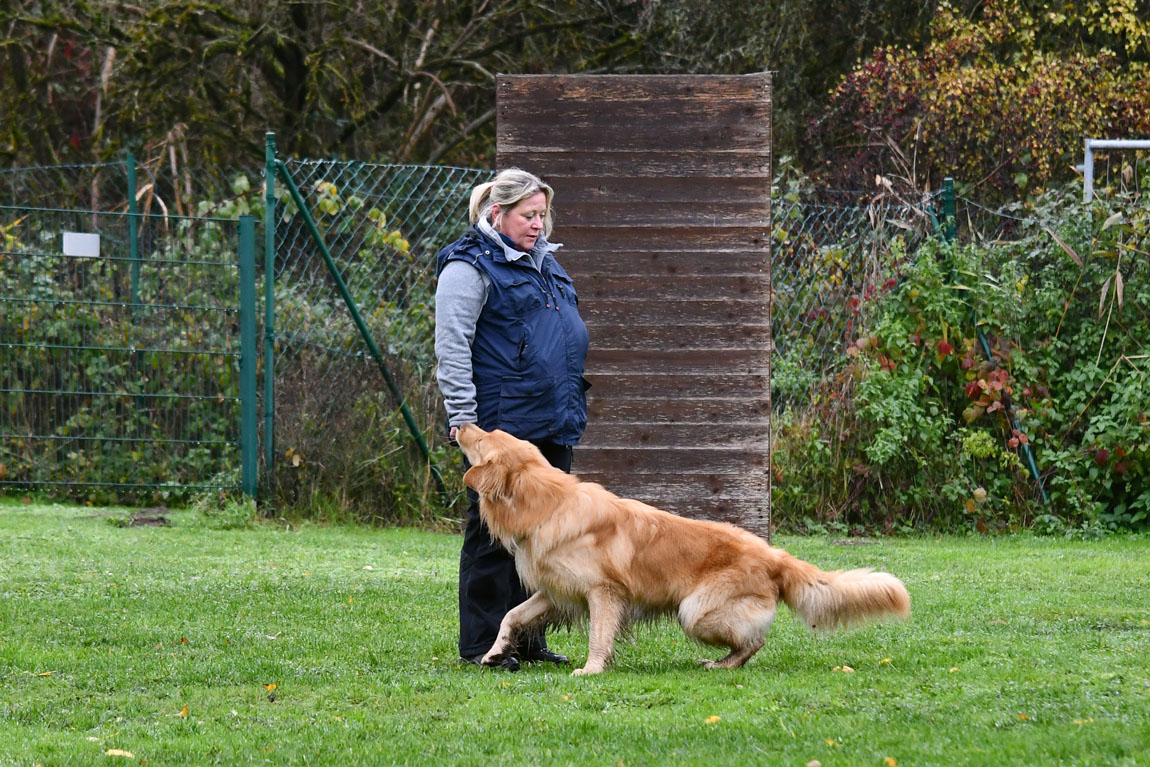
[460,653,520,671]
[520,648,570,665]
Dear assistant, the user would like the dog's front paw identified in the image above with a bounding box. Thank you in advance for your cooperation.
[481,639,513,666]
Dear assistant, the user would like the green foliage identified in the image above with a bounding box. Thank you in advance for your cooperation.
[813,0,1150,198]
[775,183,1148,533]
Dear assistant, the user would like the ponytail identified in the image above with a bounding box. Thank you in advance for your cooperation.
[468,181,496,225]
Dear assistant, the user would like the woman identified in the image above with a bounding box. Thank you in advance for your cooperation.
[434,168,590,670]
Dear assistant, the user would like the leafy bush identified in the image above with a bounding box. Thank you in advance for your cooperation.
[774,182,1148,534]
[812,0,1150,198]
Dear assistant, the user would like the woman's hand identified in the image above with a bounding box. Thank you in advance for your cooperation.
[448,424,474,445]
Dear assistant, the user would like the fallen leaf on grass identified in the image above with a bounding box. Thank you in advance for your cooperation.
[1018,713,1029,721]
[105,749,134,758]
[705,716,721,724]
[831,665,855,673]
[1072,718,1095,725]
[178,706,188,718]
[884,758,898,766]
[264,684,277,691]
[806,761,822,767]
[949,667,959,673]
[36,672,52,677]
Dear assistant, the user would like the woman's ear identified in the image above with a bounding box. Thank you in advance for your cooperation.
[464,462,511,500]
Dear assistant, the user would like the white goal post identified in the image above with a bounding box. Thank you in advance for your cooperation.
[1082,138,1150,202]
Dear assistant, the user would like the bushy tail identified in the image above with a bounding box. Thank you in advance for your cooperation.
[777,552,910,632]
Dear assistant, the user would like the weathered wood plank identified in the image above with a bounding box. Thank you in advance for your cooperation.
[586,395,771,422]
[500,150,771,178]
[560,226,769,252]
[585,322,772,350]
[499,97,770,133]
[579,299,767,325]
[559,200,768,228]
[498,74,770,103]
[550,176,770,204]
[499,116,770,153]
[584,373,769,398]
[561,252,769,278]
[580,274,769,301]
[575,447,768,474]
[499,83,771,112]
[580,421,767,448]
[588,349,770,375]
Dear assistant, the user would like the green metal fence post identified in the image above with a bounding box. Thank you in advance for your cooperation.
[263,133,277,479]
[126,152,146,418]
[239,215,259,498]
[126,152,140,320]
[274,159,451,502]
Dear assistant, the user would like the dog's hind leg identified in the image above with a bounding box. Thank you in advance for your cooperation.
[572,587,626,676]
[698,638,765,670]
[482,591,555,667]
[681,593,776,670]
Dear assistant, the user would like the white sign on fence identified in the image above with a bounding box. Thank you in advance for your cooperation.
[62,232,100,258]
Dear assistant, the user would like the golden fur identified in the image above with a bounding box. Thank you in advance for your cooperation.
[457,424,910,675]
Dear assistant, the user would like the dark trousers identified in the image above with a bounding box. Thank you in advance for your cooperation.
[458,441,573,658]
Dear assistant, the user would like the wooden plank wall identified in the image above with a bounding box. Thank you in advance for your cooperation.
[496,74,772,534]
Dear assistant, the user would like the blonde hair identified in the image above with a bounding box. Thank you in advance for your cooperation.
[468,168,554,238]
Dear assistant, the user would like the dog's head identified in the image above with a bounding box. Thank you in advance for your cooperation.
[457,424,550,503]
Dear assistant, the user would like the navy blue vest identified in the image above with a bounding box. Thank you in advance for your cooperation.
[436,226,589,445]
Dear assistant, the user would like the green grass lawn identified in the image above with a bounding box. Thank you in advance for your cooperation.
[1,499,1147,767]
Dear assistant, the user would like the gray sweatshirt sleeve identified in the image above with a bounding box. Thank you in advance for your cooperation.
[434,260,488,427]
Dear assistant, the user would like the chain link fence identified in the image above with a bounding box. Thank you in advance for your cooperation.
[0,203,256,502]
[2,154,944,509]
[266,160,491,514]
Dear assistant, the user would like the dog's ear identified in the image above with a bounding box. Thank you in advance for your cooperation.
[464,462,512,500]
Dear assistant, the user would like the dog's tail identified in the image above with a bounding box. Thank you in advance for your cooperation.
[776,551,910,632]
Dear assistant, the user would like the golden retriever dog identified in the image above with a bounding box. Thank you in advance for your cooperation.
[457,424,910,675]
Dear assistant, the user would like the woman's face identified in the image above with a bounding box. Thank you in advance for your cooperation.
[493,191,547,251]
